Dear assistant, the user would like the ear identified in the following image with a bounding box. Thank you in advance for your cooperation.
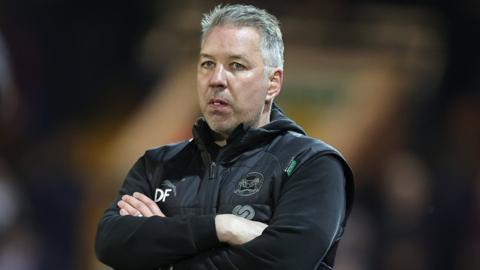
[265,68,283,103]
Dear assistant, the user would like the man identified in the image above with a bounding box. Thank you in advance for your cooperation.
[96,4,353,270]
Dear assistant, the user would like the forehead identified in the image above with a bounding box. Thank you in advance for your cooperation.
[200,26,262,59]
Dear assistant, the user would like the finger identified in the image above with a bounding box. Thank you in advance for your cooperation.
[122,195,154,217]
[133,192,166,217]
[120,195,150,217]
[119,208,129,216]
[117,200,143,217]
[117,200,137,216]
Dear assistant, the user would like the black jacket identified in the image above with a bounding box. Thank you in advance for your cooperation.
[95,104,354,270]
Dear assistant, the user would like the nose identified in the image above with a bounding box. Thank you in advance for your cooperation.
[209,64,227,88]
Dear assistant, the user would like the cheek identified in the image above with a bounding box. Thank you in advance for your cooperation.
[237,75,268,103]
[197,75,209,100]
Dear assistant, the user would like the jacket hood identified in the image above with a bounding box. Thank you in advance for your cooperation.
[192,103,305,163]
[266,103,305,135]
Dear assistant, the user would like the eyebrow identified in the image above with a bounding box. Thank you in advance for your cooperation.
[199,53,213,59]
[199,53,249,61]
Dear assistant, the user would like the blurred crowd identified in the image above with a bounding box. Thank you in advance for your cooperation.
[0,1,479,270]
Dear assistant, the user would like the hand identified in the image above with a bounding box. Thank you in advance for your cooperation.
[117,192,165,217]
[215,214,267,245]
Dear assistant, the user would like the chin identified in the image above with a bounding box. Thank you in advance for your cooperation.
[207,120,235,136]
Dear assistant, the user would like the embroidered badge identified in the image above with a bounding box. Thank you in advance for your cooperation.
[285,158,297,177]
[232,205,255,220]
[234,172,264,196]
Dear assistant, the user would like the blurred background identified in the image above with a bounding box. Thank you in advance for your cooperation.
[0,0,479,269]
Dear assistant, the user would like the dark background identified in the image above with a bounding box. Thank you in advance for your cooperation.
[0,0,478,269]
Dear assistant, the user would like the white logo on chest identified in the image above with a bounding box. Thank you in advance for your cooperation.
[154,188,172,202]
[154,180,177,202]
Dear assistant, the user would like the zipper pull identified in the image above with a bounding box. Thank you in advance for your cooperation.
[209,162,216,180]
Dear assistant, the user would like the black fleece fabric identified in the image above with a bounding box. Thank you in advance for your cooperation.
[95,104,354,270]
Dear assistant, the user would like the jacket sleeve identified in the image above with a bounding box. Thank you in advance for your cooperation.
[95,156,221,270]
[172,154,347,270]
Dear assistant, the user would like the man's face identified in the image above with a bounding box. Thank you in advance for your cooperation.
[197,25,270,137]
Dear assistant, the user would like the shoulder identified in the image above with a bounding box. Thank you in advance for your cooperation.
[143,140,193,163]
[267,131,352,186]
[271,131,354,217]
[269,131,346,162]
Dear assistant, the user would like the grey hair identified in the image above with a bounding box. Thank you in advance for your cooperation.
[201,4,284,70]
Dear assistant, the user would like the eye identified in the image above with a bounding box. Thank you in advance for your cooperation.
[231,62,246,71]
[200,61,215,69]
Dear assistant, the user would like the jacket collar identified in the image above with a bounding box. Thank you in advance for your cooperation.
[192,103,305,163]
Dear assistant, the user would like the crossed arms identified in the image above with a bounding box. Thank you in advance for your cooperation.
[95,155,346,270]
[118,192,268,247]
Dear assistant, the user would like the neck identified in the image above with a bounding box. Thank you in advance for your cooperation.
[213,131,228,146]
[258,101,273,127]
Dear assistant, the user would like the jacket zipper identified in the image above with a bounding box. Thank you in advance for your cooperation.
[205,161,218,214]
[209,162,216,180]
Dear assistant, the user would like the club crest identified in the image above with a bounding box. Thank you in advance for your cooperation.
[234,172,264,196]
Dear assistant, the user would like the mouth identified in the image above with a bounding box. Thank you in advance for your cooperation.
[208,98,229,106]
[207,98,231,112]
